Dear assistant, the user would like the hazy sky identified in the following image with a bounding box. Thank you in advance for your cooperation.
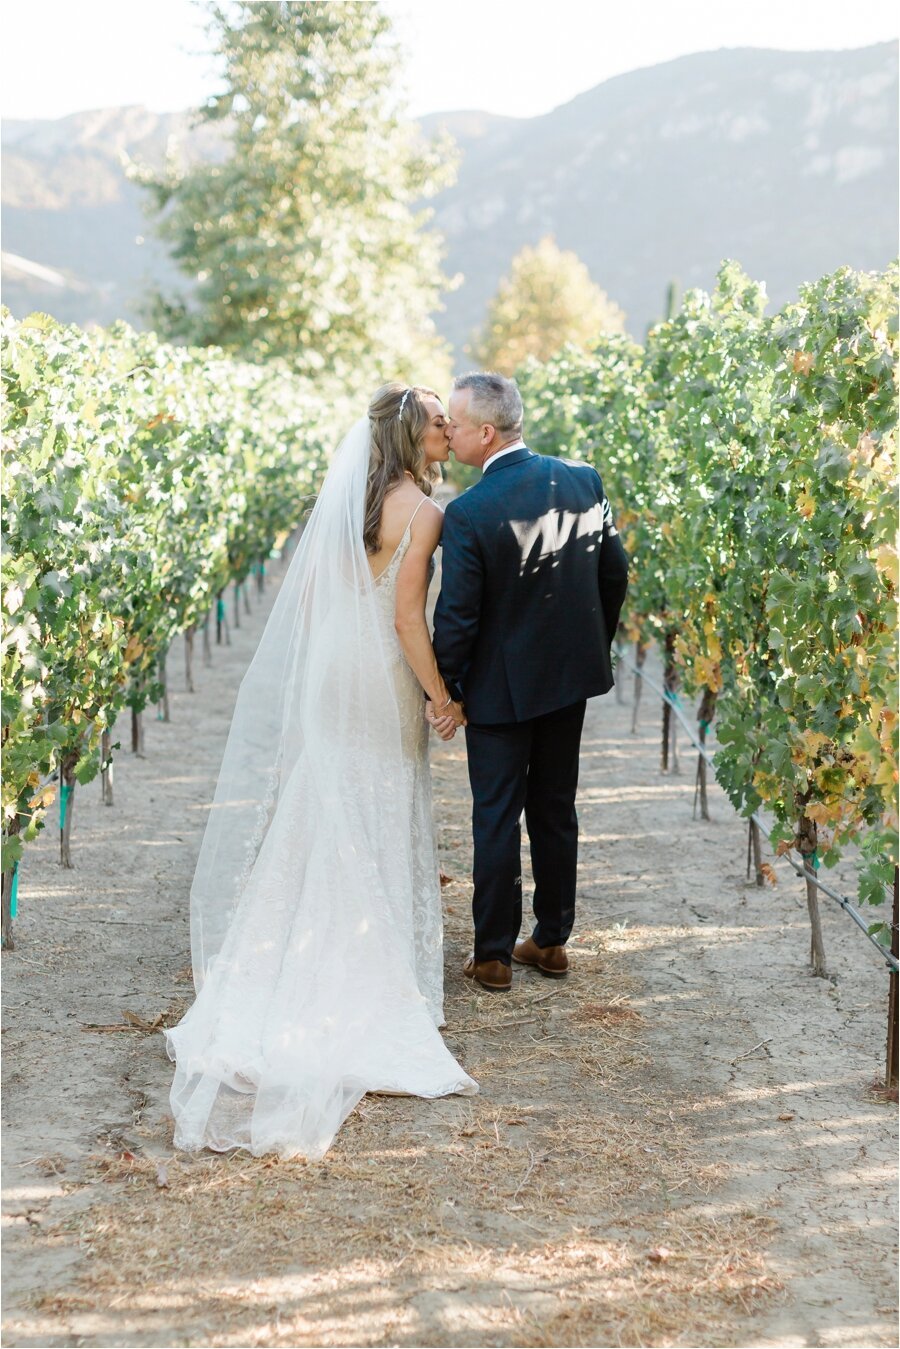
[2,0,897,122]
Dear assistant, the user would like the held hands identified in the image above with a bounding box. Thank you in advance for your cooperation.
[425,698,467,741]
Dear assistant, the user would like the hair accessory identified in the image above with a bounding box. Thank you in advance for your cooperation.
[397,388,411,419]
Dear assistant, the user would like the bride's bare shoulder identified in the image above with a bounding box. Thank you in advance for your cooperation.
[382,480,441,525]
[412,495,444,541]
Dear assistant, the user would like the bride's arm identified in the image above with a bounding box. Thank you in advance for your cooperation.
[393,501,464,723]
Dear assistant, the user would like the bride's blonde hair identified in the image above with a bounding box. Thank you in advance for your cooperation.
[364,382,438,555]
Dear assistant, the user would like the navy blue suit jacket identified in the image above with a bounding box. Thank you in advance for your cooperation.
[432,448,630,725]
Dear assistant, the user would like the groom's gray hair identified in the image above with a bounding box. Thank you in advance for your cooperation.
[453,371,524,436]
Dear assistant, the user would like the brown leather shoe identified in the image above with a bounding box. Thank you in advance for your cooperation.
[512,935,569,978]
[463,955,512,992]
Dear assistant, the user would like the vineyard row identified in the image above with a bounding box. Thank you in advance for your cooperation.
[1,312,336,942]
[518,259,898,941]
[2,262,898,954]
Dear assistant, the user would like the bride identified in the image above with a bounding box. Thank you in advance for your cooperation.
[164,383,478,1160]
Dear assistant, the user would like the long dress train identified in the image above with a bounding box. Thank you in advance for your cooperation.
[164,429,477,1160]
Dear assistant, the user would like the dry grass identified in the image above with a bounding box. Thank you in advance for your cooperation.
[575,999,642,1026]
[23,923,782,1347]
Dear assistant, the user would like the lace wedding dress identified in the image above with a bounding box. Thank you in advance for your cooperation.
[164,420,477,1160]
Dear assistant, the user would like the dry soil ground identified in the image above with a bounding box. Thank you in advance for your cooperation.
[2,551,897,1348]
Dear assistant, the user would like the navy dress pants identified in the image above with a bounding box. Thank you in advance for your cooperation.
[464,699,586,966]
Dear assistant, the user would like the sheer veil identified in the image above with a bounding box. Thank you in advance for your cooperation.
[166,415,476,1159]
[188,416,403,988]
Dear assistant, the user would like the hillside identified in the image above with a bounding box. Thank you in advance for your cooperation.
[422,41,899,347]
[2,41,897,346]
[1,106,225,328]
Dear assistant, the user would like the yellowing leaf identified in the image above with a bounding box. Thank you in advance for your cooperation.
[806,800,839,826]
[27,784,57,811]
[796,490,816,519]
[873,545,898,588]
[694,655,722,693]
[803,731,832,757]
[874,760,899,790]
[752,771,780,803]
[792,351,814,376]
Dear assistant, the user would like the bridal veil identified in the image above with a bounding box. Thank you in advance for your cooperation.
[164,417,476,1159]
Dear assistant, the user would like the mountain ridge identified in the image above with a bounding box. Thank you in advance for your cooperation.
[2,40,897,345]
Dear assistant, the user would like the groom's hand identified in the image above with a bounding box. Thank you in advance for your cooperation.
[440,698,467,729]
[425,700,466,740]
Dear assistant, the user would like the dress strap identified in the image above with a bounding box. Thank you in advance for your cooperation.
[370,496,433,582]
[405,495,429,534]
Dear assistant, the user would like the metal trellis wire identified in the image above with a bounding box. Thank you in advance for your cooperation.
[620,651,899,976]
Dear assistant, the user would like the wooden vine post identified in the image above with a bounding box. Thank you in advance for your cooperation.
[1,867,16,950]
[797,813,827,976]
[100,727,114,806]
[1,820,21,950]
[886,867,899,1092]
[660,629,679,774]
[693,687,716,821]
[202,614,213,667]
[157,649,170,723]
[184,626,196,692]
[631,642,647,734]
[746,820,764,887]
[59,754,77,869]
[744,749,765,885]
[215,591,230,646]
[233,582,242,630]
[131,707,146,757]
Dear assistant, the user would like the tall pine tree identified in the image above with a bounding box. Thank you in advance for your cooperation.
[138,2,454,390]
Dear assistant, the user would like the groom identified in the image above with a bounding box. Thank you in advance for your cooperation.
[429,372,629,992]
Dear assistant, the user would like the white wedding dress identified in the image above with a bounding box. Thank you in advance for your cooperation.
[164,419,477,1160]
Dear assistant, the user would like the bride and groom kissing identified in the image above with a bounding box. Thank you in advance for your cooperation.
[165,371,630,1161]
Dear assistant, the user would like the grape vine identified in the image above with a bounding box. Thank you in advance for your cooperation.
[519,260,898,933]
[2,312,331,918]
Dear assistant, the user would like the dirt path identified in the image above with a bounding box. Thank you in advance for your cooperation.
[2,552,897,1348]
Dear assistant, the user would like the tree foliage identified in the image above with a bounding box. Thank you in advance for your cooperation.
[136,1,454,391]
[471,236,626,375]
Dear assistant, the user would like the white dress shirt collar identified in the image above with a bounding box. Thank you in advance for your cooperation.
[482,439,527,472]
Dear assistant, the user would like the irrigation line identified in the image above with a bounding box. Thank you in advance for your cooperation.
[620,652,899,975]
